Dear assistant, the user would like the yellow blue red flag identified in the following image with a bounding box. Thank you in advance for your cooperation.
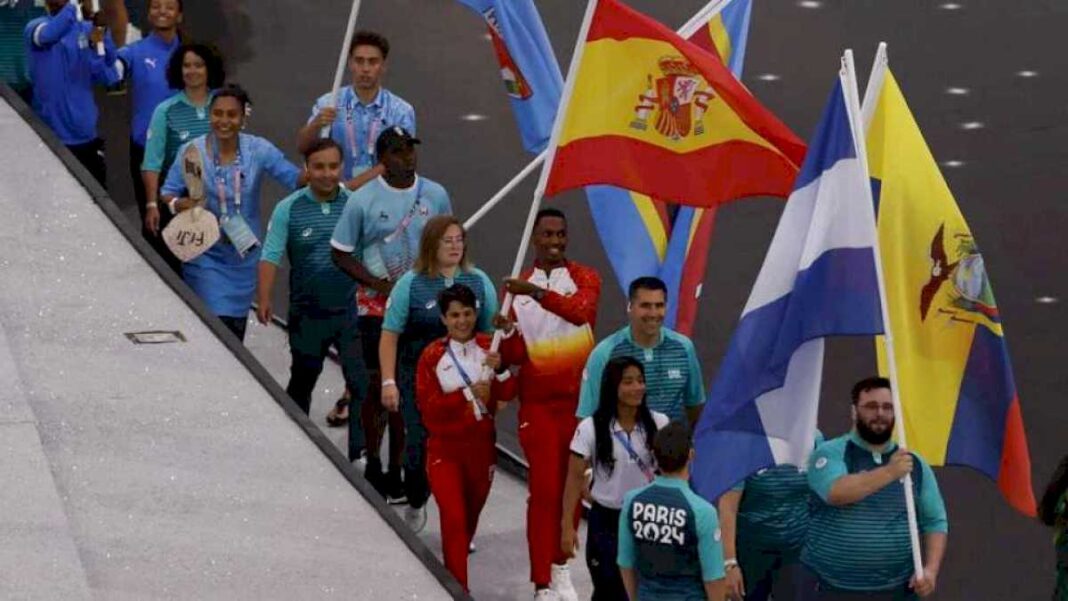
[866,70,1036,516]
[544,0,805,207]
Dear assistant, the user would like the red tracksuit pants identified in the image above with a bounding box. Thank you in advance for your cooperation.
[518,399,579,586]
[427,435,496,590]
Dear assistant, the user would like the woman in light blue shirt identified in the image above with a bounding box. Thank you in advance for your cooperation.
[161,84,304,341]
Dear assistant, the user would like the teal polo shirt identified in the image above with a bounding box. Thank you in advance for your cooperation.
[577,326,704,422]
[731,430,825,552]
[618,476,725,600]
[802,432,948,592]
[261,186,355,314]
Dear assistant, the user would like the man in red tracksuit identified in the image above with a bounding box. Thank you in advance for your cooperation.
[498,208,601,601]
[416,283,516,591]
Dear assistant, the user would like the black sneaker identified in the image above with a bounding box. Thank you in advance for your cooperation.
[385,468,407,505]
[364,458,389,499]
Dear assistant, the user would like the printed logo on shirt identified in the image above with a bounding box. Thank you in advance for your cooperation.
[631,502,688,545]
[756,468,769,476]
[815,457,829,469]
[145,58,157,69]
[301,227,314,238]
[419,205,430,216]
[179,130,190,141]
[378,211,389,221]
[667,368,683,380]
[425,300,437,310]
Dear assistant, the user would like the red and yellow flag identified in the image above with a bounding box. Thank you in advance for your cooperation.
[544,0,806,208]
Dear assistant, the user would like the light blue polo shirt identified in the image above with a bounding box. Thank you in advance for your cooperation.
[330,175,451,317]
[308,86,416,178]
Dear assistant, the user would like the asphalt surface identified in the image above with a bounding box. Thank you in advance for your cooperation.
[95,1,1067,599]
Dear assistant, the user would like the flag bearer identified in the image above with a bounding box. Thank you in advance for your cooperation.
[415,284,515,591]
[802,377,948,600]
[495,207,601,600]
[24,0,123,186]
[297,30,415,191]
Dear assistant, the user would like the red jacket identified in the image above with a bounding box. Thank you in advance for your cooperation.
[500,260,601,405]
[416,333,517,444]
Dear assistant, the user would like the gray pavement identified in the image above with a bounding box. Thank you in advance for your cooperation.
[243,315,593,601]
[0,97,451,600]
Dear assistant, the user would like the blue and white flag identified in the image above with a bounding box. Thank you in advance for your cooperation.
[455,0,563,154]
[691,77,884,501]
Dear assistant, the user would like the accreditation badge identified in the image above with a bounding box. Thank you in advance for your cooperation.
[220,213,260,259]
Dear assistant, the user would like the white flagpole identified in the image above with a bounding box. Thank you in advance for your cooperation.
[484,0,600,360]
[840,48,925,578]
[463,154,544,229]
[90,0,105,56]
[463,0,733,229]
[860,42,888,134]
[322,0,363,138]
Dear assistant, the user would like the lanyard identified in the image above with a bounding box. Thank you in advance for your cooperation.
[210,135,243,218]
[382,179,424,245]
[613,429,655,483]
[446,340,486,421]
[343,90,387,175]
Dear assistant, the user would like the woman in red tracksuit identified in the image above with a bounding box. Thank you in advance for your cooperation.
[416,283,516,591]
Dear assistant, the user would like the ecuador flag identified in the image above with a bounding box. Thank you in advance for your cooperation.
[866,70,1036,516]
[544,0,805,208]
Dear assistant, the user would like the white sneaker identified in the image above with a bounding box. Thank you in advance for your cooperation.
[550,563,579,601]
[404,505,427,534]
[533,589,560,600]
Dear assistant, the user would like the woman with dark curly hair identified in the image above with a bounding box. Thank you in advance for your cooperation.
[561,355,668,601]
[1040,454,1068,600]
[141,41,224,272]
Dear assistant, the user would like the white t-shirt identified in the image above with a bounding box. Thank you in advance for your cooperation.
[570,411,670,509]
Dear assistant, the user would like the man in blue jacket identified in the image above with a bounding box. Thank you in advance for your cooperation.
[24,0,122,186]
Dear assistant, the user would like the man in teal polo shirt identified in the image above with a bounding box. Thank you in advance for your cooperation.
[802,377,948,600]
[577,276,704,424]
[618,421,726,601]
[256,139,362,448]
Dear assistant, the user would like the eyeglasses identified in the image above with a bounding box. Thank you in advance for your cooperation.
[440,236,465,247]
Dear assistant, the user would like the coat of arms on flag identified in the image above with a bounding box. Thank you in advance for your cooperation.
[483,7,533,100]
[630,56,715,139]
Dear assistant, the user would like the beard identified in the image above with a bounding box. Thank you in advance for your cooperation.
[856,415,895,445]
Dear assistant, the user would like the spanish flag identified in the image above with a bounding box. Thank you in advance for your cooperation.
[867,69,1037,516]
[544,0,805,208]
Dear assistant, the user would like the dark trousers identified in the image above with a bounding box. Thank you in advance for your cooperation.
[218,315,248,342]
[805,566,916,601]
[740,544,817,601]
[286,308,364,453]
[398,346,429,509]
[349,316,405,467]
[130,141,183,275]
[67,138,106,188]
[586,503,626,601]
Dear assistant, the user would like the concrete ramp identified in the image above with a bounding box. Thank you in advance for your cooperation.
[0,91,456,600]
